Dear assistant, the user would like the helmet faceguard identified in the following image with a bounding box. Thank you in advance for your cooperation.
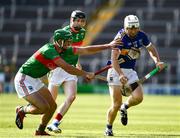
[124,15,140,29]
[53,29,72,49]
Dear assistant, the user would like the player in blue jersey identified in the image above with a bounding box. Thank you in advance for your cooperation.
[104,15,165,136]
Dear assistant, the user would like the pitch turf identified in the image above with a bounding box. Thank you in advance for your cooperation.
[0,93,180,138]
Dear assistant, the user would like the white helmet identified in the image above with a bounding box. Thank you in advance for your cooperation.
[124,15,140,29]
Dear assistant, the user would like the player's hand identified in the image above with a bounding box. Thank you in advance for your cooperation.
[76,64,82,70]
[85,72,95,82]
[156,61,165,72]
[119,75,128,85]
[108,38,123,48]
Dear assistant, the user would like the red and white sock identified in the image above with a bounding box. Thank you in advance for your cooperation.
[52,113,63,124]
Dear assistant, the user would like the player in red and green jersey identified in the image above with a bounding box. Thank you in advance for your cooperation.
[60,10,86,68]
[14,29,121,136]
[47,10,87,133]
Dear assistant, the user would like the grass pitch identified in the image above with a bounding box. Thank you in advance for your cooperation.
[0,93,180,138]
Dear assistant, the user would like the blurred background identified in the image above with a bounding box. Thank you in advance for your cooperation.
[0,0,179,94]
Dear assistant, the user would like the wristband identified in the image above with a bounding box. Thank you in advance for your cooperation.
[156,62,164,66]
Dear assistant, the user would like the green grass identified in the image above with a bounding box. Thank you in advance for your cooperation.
[0,93,180,138]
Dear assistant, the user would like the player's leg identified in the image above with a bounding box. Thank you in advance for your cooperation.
[107,85,122,124]
[15,86,57,135]
[24,86,56,135]
[47,83,62,133]
[47,80,77,133]
[14,72,57,135]
[120,85,143,126]
[48,83,59,100]
[47,67,78,133]
[47,69,60,100]
[60,80,77,115]
[105,85,122,136]
[23,87,55,115]
[46,68,63,132]
[120,69,141,126]
[38,86,57,124]
[124,84,143,107]
[105,68,122,136]
[121,84,144,109]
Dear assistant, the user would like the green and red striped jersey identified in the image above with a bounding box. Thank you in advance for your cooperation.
[63,25,86,47]
[19,43,78,78]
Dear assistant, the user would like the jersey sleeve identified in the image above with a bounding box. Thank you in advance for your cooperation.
[142,32,151,47]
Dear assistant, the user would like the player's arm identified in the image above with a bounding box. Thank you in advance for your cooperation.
[146,44,164,71]
[111,48,127,84]
[74,44,111,55]
[54,57,88,76]
[74,39,122,55]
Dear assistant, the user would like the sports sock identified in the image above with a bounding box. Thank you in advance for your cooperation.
[121,103,129,110]
[52,113,63,124]
[106,124,112,129]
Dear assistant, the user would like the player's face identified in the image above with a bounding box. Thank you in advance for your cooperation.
[126,27,139,38]
[62,39,72,49]
[70,18,86,31]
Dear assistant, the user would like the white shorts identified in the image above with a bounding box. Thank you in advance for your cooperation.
[48,67,78,86]
[14,72,44,98]
[107,68,139,86]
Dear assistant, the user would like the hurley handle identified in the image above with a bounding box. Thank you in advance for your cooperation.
[139,64,168,84]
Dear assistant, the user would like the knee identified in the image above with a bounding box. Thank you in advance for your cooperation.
[42,102,57,114]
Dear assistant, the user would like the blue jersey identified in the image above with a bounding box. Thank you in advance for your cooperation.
[109,29,151,69]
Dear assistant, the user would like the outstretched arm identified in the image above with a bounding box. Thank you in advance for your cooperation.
[75,39,122,55]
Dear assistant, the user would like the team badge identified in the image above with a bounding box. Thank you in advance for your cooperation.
[28,86,34,91]
[110,77,113,81]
